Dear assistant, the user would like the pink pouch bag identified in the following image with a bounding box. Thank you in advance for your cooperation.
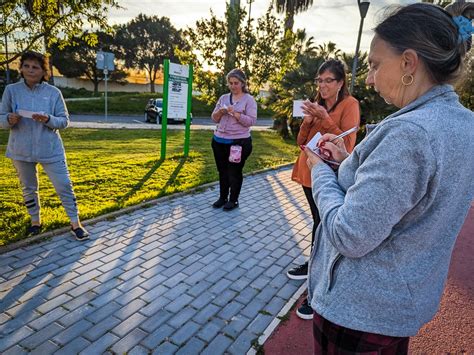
[229,145,242,163]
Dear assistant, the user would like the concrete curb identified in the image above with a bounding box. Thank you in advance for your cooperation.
[0,162,294,254]
[68,121,274,131]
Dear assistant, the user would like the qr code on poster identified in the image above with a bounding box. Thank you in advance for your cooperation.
[172,82,182,92]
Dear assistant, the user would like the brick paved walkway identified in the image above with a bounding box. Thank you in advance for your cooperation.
[0,166,311,354]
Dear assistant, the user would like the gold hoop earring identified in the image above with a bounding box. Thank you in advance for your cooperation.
[401,74,414,86]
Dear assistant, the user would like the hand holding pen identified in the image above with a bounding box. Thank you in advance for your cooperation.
[316,126,358,163]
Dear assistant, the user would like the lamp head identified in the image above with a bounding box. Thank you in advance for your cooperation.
[358,0,370,19]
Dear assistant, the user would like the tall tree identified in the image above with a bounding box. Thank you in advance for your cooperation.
[115,14,188,93]
[179,5,283,104]
[224,0,240,88]
[51,31,127,95]
[272,0,313,32]
[0,0,120,66]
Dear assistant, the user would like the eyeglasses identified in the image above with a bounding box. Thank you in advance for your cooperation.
[314,77,338,85]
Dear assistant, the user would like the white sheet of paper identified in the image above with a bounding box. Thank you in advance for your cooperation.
[305,132,340,166]
[292,100,305,117]
[17,109,38,118]
[306,132,322,152]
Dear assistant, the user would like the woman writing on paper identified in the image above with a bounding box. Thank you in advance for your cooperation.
[287,59,360,320]
[0,51,89,240]
[304,3,474,352]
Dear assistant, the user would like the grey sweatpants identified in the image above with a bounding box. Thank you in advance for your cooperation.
[13,160,79,223]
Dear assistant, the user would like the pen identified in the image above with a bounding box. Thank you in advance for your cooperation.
[330,126,358,143]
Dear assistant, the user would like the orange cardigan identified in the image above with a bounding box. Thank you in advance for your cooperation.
[291,95,360,187]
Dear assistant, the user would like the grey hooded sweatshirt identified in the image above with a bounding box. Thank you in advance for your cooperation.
[0,80,69,163]
[308,84,474,337]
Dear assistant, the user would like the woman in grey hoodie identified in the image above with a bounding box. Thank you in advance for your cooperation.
[303,3,474,353]
[0,51,89,240]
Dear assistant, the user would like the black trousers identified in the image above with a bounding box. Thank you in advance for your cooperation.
[212,137,252,202]
[302,185,321,248]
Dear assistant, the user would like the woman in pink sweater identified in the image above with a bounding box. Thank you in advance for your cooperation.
[211,69,257,211]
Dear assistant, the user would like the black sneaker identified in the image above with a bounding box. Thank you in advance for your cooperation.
[212,197,227,208]
[27,225,42,236]
[296,299,313,320]
[223,201,238,211]
[71,226,90,241]
[286,262,308,280]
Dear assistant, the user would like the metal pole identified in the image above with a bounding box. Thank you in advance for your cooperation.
[184,64,193,157]
[4,32,10,84]
[350,16,364,93]
[104,68,108,122]
[161,59,170,160]
[1,15,10,84]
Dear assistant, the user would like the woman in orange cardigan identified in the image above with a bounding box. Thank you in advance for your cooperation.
[288,59,360,319]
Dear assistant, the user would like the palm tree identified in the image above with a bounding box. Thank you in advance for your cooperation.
[272,0,313,32]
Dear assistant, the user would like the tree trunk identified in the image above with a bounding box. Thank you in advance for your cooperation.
[284,9,295,33]
[43,26,55,85]
[280,117,289,138]
[149,68,156,93]
[223,1,240,94]
[93,80,99,96]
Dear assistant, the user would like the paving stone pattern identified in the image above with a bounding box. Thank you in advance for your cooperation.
[0,166,312,354]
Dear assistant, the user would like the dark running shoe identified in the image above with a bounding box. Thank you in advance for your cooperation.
[223,201,238,211]
[71,226,90,241]
[296,298,313,320]
[286,262,308,280]
[212,197,227,208]
[27,225,42,236]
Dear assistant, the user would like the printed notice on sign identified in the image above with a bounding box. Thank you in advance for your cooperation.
[167,75,188,119]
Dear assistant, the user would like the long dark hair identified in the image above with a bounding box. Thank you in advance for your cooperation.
[20,51,49,83]
[315,59,350,113]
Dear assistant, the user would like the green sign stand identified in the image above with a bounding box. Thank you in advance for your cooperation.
[184,65,193,157]
[161,59,193,160]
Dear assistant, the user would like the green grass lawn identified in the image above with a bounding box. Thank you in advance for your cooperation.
[0,129,298,246]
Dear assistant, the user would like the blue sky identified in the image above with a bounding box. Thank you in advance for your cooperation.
[108,0,416,54]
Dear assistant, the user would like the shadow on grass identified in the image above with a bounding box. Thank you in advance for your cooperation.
[157,157,187,196]
[116,156,187,207]
[116,158,165,206]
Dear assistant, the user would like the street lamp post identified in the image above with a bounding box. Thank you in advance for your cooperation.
[0,15,11,85]
[350,0,370,93]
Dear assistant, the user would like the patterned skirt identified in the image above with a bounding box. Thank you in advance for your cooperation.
[313,311,409,354]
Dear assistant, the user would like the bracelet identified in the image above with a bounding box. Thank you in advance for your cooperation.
[45,115,50,123]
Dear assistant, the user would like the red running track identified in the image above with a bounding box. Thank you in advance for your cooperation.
[264,206,474,354]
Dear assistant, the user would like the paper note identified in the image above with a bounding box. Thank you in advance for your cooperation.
[305,132,340,166]
[292,100,305,117]
[306,132,322,152]
[17,109,39,118]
